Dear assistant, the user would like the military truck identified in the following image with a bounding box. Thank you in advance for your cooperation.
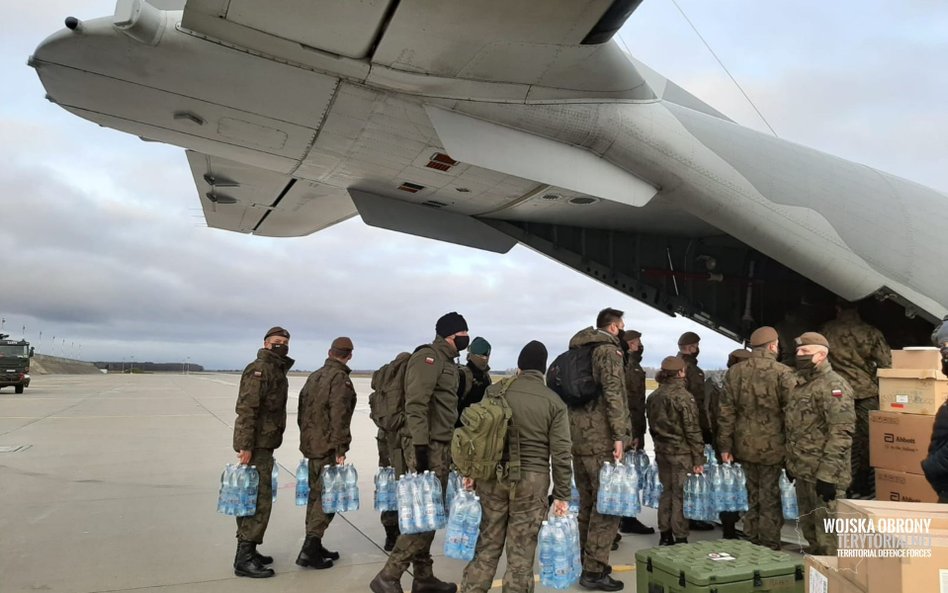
[0,333,33,394]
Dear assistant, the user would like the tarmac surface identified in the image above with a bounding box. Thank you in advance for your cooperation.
[0,374,804,593]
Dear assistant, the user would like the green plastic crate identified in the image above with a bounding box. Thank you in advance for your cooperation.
[635,540,804,593]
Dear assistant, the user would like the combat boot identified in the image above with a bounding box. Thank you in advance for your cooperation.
[296,536,333,569]
[579,570,624,591]
[318,540,340,561]
[689,520,714,531]
[370,572,403,593]
[234,541,275,578]
[384,524,400,552]
[658,531,675,546]
[250,543,273,565]
[675,537,689,544]
[411,574,457,593]
[619,517,655,535]
[611,533,620,550]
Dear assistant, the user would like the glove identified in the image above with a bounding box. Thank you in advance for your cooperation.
[414,445,430,472]
[816,479,836,502]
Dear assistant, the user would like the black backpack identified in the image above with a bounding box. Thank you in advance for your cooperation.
[546,344,600,408]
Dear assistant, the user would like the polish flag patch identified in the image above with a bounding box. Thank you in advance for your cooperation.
[831,389,843,398]
[424,357,435,365]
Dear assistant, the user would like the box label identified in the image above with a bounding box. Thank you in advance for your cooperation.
[809,567,828,593]
[896,394,910,404]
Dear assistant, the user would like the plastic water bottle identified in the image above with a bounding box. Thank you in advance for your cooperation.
[271,461,279,503]
[397,474,413,533]
[247,465,259,516]
[734,464,748,511]
[569,474,580,514]
[684,474,697,519]
[780,469,799,520]
[539,522,554,586]
[552,520,571,589]
[459,495,481,560]
[321,465,335,512]
[596,462,614,515]
[345,465,360,512]
[295,459,309,507]
[217,464,230,514]
[712,465,725,511]
[443,492,468,558]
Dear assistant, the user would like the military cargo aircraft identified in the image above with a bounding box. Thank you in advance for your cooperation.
[29,0,945,346]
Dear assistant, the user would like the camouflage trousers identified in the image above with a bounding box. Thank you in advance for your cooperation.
[740,461,783,548]
[795,479,845,555]
[305,455,336,537]
[656,452,691,539]
[377,429,398,529]
[235,448,274,544]
[380,441,451,580]
[851,396,878,490]
[460,471,550,593]
[575,453,620,572]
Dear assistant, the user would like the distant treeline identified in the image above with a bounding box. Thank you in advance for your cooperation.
[95,361,205,373]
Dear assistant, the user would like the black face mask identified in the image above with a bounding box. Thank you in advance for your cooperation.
[269,343,289,358]
[453,335,470,352]
[795,354,816,371]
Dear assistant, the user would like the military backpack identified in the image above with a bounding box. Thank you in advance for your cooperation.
[451,376,521,482]
[546,344,599,408]
[368,352,412,433]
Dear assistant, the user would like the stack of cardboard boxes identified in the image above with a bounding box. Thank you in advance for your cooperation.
[804,500,948,593]
[870,348,946,502]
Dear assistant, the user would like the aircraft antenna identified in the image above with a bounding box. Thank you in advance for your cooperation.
[669,0,779,138]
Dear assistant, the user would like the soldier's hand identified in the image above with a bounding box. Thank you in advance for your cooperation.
[336,454,346,466]
[237,450,252,465]
[693,465,704,475]
[722,452,734,464]
[462,477,475,491]
[613,441,624,462]
[816,479,837,502]
[553,500,569,517]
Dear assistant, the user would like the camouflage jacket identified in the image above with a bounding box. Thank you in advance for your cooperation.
[405,336,460,446]
[298,358,357,459]
[718,350,797,464]
[233,348,294,452]
[645,377,704,466]
[566,327,630,455]
[679,353,711,442]
[821,310,891,399]
[785,362,856,485]
[624,353,647,443]
[501,370,573,500]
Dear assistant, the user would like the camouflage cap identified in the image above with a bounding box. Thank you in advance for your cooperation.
[661,356,686,371]
[795,332,830,348]
[678,331,700,346]
[265,326,290,339]
[623,329,642,341]
[749,326,779,347]
[331,336,353,351]
[727,349,751,367]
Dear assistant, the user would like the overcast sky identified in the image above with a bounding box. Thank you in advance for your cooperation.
[2,1,946,371]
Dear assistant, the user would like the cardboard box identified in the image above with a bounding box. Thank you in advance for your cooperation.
[869,411,934,474]
[878,369,948,415]
[875,468,939,503]
[891,348,944,371]
[835,500,948,593]
[805,556,863,593]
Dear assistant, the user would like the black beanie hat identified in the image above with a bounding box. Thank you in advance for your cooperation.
[518,340,548,373]
[435,312,468,338]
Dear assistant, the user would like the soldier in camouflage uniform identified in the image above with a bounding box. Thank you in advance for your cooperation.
[456,337,493,426]
[677,331,714,531]
[646,356,705,545]
[371,312,469,593]
[231,326,293,579]
[785,332,855,556]
[618,329,655,536]
[718,327,797,549]
[296,337,357,569]
[821,301,890,497]
[460,341,573,593]
[568,308,629,592]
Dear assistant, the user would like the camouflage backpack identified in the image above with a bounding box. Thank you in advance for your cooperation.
[451,376,521,482]
[368,352,412,433]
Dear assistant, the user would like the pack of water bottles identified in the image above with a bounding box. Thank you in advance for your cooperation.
[568,473,580,514]
[374,466,398,512]
[709,462,749,512]
[217,464,259,517]
[321,464,360,513]
[538,514,581,589]
[683,473,717,521]
[445,470,463,514]
[595,462,641,517]
[624,450,651,496]
[641,462,663,508]
[295,459,310,506]
[443,490,482,560]
[397,471,447,534]
[779,469,799,520]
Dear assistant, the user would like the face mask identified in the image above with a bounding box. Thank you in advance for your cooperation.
[269,343,289,357]
[795,354,816,371]
[638,345,645,358]
[454,335,470,352]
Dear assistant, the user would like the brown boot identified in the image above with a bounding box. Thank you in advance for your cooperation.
[370,572,403,593]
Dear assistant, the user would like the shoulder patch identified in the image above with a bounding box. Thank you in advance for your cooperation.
[831,389,843,398]
[253,370,262,377]
[425,356,435,365]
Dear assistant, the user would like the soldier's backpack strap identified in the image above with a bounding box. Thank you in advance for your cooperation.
[497,376,522,484]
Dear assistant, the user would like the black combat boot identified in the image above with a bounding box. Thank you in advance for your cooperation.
[721,512,739,540]
[384,524,400,552]
[611,532,621,550]
[411,574,457,593]
[675,537,689,544]
[370,572,404,593]
[234,541,275,578]
[250,543,273,565]
[619,517,656,535]
[658,530,675,546]
[318,540,340,561]
[689,520,714,531]
[579,570,624,591]
[296,536,333,569]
